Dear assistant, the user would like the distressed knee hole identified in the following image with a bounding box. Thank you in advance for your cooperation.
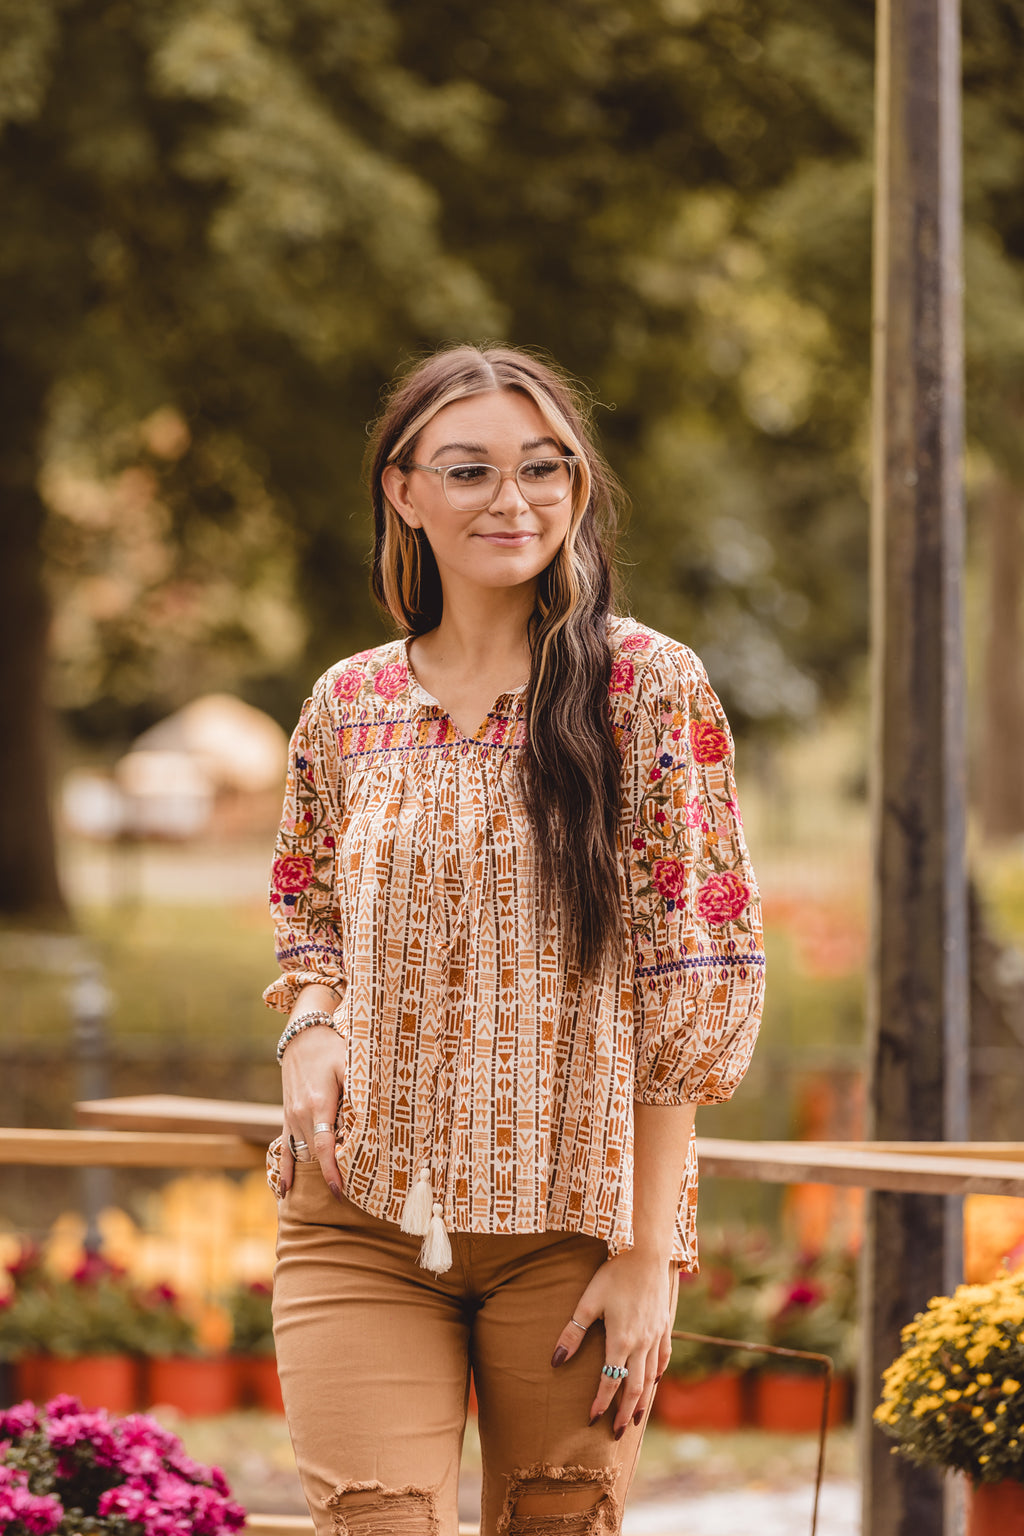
[326,1480,438,1535]
[501,1465,618,1535]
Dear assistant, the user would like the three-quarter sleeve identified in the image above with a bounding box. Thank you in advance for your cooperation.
[624,644,766,1105]
[262,679,346,1014]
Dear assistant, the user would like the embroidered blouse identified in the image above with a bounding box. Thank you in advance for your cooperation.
[264,615,765,1267]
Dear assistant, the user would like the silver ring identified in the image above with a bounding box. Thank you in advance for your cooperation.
[288,1134,309,1158]
[569,1318,587,1330]
[313,1122,333,1135]
[602,1364,629,1380]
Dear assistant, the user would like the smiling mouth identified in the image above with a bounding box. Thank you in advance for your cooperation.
[474,531,537,544]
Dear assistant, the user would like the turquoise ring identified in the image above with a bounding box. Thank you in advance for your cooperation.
[602,1364,629,1380]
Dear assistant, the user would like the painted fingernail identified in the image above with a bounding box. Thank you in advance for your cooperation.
[588,1413,601,1427]
[655,1373,663,1384]
[551,1346,568,1368]
[614,1425,626,1441]
[328,1183,342,1201]
[633,1409,644,1425]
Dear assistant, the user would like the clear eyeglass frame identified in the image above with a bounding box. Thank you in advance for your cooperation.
[403,455,580,510]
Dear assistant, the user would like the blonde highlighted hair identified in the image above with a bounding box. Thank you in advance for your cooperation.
[367,344,625,975]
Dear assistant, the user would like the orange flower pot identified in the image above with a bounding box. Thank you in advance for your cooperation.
[753,1370,849,1432]
[968,1479,1024,1536]
[43,1355,141,1413]
[652,1371,745,1432]
[13,1354,51,1404]
[238,1354,284,1413]
[145,1356,239,1417]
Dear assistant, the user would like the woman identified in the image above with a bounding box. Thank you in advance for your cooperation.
[265,344,765,1536]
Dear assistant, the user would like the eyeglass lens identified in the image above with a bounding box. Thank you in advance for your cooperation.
[443,458,573,509]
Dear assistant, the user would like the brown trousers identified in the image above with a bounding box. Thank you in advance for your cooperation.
[273,1162,662,1535]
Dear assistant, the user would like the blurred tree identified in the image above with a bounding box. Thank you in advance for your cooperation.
[3,0,1024,924]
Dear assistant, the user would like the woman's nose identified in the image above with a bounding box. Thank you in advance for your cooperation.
[490,471,529,515]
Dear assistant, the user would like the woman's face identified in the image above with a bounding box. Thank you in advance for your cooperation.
[382,390,576,600]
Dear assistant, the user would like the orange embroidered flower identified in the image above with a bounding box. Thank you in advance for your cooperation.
[690,719,729,764]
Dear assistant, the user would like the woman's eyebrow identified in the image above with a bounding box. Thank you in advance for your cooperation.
[429,442,489,462]
[428,436,563,463]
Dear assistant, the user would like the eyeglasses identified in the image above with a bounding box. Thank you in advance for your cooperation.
[403,456,579,511]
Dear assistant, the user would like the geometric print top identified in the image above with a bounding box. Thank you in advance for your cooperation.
[264,615,765,1268]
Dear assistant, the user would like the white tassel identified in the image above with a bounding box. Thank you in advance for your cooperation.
[400,1167,434,1236]
[419,1201,453,1275]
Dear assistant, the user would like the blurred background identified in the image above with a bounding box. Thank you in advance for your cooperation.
[2,0,1024,1449]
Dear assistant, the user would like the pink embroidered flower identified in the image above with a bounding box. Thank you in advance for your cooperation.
[609,657,635,693]
[724,796,744,826]
[271,855,314,894]
[690,719,730,764]
[332,667,365,702]
[621,632,651,652]
[695,871,751,924]
[652,857,686,902]
[683,798,705,829]
[631,835,646,851]
[373,661,409,700]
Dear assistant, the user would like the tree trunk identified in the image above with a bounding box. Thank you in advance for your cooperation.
[0,357,70,928]
[978,477,1024,840]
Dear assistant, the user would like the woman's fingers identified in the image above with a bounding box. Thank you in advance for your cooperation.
[279,1131,295,1195]
[550,1300,597,1367]
[589,1347,645,1431]
[312,1113,341,1197]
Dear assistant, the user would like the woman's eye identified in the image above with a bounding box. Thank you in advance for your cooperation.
[520,459,561,481]
[447,464,490,485]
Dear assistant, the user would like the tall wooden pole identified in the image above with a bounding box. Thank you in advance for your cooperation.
[863,0,968,1532]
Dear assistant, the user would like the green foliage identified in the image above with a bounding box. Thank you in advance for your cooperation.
[225,1281,273,1356]
[2,0,1024,856]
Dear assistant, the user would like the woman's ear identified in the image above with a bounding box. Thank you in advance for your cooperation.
[381,464,422,528]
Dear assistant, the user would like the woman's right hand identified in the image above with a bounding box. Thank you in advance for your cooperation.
[280,1020,347,1198]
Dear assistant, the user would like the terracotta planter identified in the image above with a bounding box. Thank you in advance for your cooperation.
[237,1354,284,1413]
[44,1355,141,1413]
[652,1371,745,1432]
[13,1354,51,1404]
[145,1356,239,1417]
[753,1369,849,1433]
[968,1479,1024,1536]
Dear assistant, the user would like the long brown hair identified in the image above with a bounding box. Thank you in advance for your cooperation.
[367,344,625,975]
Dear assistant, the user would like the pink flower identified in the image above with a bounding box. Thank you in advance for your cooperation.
[690,719,730,764]
[683,798,705,829]
[652,857,686,902]
[373,661,409,700]
[621,632,651,652]
[332,667,365,702]
[609,657,635,693]
[695,871,751,924]
[631,835,646,851]
[271,856,314,894]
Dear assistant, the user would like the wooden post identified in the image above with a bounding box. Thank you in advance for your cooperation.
[864,0,968,1533]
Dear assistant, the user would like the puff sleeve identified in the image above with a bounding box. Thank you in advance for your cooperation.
[624,644,765,1104]
[262,679,347,1014]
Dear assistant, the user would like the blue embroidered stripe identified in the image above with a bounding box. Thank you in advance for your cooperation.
[635,951,767,980]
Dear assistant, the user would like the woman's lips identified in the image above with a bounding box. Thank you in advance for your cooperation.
[473,532,537,545]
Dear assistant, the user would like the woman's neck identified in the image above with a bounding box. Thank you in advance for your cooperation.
[418,584,535,683]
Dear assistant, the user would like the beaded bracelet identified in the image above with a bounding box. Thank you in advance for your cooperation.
[276,1010,343,1064]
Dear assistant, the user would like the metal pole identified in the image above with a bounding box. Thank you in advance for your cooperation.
[862,0,968,1532]
[71,960,114,1252]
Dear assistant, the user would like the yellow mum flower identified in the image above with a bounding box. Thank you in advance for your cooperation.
[944,1390,962,1402]
[983,1422,996,1433]
[1003,1379,1021,1394]
[977,1373,994,1385]
[972,1406,984,1418]
[979,1455,990,1465]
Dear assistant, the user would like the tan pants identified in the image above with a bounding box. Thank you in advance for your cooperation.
[273,1161,662,1535]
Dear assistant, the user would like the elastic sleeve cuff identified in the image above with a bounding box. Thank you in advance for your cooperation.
[262,971,346,1015]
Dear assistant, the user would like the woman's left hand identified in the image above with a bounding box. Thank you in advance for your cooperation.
[551,1249,677,1436]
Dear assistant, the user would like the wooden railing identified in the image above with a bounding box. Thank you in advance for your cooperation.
[4,1096,1024,1536]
